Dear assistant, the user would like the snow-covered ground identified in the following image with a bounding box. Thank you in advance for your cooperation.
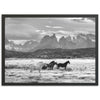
[5,58,95,83]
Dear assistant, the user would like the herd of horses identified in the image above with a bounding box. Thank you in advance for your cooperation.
[29,60,70,73]
[42,61,70,70]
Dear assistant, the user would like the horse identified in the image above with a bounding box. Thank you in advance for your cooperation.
[47,61,57,70]
[57,61,70,70]
[42,64,48,70]
[42,61,57,70]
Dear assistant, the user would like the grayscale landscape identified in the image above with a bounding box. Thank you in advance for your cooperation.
[5,17,96,83]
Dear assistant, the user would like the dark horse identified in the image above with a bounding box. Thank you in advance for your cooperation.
[48,61,57,70]
[57,61,70,70]
[42,64,48,70]
[42,61,57,70]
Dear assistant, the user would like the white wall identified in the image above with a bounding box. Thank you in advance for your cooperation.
[0,0,99,100]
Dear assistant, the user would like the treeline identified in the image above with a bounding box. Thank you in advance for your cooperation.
[5,48,95,59]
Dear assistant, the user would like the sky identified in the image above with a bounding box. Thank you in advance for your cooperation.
[5,17,95,41]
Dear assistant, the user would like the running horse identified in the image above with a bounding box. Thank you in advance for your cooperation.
[57,61,70,70]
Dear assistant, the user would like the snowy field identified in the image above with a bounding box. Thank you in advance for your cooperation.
[5,58,95,83]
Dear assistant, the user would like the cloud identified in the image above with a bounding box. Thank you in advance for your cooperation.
[5,23,42,40]
[5,17,95,41]
[45,25,63,29]
[53,26,63,28]
[45,26,51,28]
[58,17,95,23]
[71,18,94,23]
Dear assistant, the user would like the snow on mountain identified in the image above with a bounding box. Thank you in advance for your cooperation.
[5,33,95,52]
[59,36,76,49]
[5,44,13,50]
[9,40,28,45]
[33,34,59,51]
[5,39,39,52]
[59,33,95,49]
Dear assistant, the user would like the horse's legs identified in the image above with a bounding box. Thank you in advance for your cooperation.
[50,65,54,70]
[51,64,54,70]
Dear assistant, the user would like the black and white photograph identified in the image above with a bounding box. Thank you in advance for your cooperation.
[2,15,98,85]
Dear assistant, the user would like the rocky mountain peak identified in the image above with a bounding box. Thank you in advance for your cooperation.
[5,33,95,52]
[66,36,72,41]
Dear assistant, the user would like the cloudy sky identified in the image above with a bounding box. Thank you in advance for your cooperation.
[5,17,95,41]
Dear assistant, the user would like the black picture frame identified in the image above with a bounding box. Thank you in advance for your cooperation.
[2,14,98,86]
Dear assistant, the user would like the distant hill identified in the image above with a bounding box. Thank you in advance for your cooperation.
[5,48,95,59]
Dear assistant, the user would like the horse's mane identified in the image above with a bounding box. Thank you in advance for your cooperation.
[64,61,69,64]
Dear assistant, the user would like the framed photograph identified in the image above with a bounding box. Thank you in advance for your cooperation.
[2,14,98,86]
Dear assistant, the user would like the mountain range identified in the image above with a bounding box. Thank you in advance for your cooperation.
[5,33,95,52]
